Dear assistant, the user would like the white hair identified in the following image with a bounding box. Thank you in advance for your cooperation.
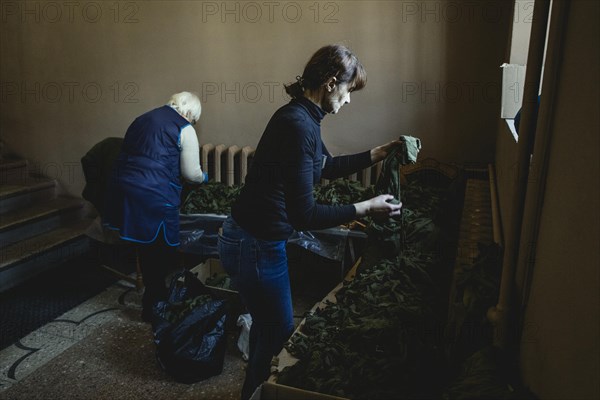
[167,91,202,123]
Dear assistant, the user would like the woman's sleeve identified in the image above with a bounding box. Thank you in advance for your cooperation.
[282,119,356,231]
[321,141,372,179]
[179,125,204,183]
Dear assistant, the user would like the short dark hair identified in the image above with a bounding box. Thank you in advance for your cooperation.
[285,44,367,99]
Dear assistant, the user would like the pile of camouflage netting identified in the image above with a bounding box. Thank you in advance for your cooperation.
[181,179,374,215]
[181,182,243,215]
[276,173,452,399]
[278,173,535,399]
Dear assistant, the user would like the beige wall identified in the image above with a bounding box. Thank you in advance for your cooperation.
[1,0,510,196]
[505,1,599,399]
[493,118,518,241]
[509,0,533,65]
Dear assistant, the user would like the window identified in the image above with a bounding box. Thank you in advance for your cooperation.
[501,0,551,141]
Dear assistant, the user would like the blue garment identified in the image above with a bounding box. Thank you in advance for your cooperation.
[104,105,190,246]
[218,216,293,400]
[232,96,372,241]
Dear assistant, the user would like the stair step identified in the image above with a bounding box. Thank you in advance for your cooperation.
[0,179,56,214]
[0,218,92,269]
[0,197,85,248]
[0,159,28,185]
[0,219,92,292]
[0,179,56,200]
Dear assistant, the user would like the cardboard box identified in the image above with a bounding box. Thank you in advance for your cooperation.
[191,258,233,291]
[265,258,362,399]
[250,382,348,400]
[269,277,346,378]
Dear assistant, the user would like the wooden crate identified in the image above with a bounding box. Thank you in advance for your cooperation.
[250,382,348,400]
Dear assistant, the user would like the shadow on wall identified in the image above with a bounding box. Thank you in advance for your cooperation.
[443,0,512,163]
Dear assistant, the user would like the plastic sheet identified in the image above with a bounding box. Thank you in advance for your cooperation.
[236,313,252,361]
[287,229,349,262]
[152,269,228,383]
[179,213,352,262]
[178,214,227,259]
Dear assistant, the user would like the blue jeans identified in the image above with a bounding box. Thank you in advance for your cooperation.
[218,217,294,400]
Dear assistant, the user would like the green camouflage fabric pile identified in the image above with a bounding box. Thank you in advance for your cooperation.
[181,182,243,215]
[182,179,373,215]
[313,178,374,206]
[277,170,451,399]
[275,159,529,398]
[455,243,503,322]
[161,294,213,324]
[440,241,535,400]
[205,272,232,290]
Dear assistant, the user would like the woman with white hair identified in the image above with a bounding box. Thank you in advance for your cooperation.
[104,91,206,322]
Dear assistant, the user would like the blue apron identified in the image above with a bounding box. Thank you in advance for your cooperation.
[104,105,190,246]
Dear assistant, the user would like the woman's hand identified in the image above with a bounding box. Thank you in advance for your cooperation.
[354,194,402,218]
[370,139,403,163]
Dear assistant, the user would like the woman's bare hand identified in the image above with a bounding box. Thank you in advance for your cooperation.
[353,194,402,218]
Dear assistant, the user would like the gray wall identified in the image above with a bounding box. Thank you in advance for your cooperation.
[1,0,510,196]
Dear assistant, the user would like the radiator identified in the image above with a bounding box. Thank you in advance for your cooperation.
[200,143,382,187]
[200,144,255,186]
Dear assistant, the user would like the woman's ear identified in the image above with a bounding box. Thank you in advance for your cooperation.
[324,76,337,93]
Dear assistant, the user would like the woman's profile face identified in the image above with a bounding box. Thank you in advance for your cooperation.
[322,82,352,114]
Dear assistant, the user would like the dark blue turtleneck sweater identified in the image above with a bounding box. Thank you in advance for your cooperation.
[232,96,372,241]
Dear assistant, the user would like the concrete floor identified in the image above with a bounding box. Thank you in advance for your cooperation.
[0,261,328,400]
[0,279,247,399]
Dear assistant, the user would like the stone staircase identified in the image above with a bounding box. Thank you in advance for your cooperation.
[0,158,92,292]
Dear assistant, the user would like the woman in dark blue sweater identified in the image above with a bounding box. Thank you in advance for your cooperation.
[219,45,403,399]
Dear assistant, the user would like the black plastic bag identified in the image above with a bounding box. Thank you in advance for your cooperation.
[152,269,227,383]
